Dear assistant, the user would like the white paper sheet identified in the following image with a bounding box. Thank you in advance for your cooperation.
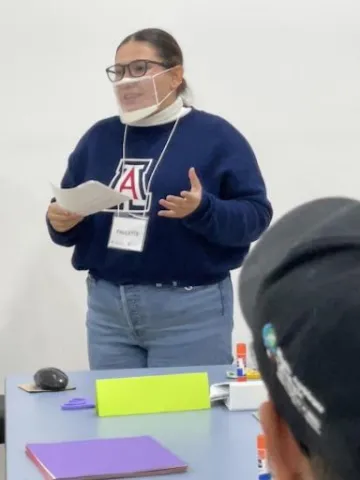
[51,181,131,216]
[210,382,230,402]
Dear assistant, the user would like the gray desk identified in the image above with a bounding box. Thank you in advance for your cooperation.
[5,365,261,479]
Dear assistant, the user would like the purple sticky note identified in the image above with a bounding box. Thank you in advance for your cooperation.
[61,397,95,410]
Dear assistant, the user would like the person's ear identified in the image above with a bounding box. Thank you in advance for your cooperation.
[259,401,311,479]
[170,65,184,90]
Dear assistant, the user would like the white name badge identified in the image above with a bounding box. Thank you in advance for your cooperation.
[108,215,149,252]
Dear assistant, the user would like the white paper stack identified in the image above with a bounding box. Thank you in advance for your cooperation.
[210,381,268,411]
[51,181,131,216]
[210,382,230,402]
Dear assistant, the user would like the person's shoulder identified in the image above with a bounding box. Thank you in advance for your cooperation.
[190,109,246,138]
[190,109,252,149]
[71,116,123,155]
[84,116,124,139]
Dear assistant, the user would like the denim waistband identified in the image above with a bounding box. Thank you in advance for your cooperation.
[89,272,228,288]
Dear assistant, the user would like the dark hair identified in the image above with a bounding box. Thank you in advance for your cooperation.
[117,28,188,95]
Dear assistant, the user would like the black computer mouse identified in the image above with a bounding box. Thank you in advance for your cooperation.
[34,367,69,391]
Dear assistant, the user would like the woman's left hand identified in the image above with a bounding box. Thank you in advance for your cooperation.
[158,167,202,219]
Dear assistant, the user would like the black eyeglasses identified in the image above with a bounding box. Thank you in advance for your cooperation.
[105,60,169,83]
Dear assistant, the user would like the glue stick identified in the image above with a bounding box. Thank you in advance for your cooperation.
[237,343,247,367]
[236,343,247,381]
[257,434,271,479]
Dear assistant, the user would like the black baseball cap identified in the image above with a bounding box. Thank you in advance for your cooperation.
[239,197,360,479]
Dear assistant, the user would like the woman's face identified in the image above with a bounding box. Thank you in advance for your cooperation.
[113,41,183,111]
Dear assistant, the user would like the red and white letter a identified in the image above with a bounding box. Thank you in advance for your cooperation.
[118,168,138,199]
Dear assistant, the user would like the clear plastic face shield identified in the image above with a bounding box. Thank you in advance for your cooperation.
[107,60,177,124]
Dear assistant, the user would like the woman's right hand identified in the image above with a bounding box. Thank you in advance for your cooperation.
[47,202,84,233]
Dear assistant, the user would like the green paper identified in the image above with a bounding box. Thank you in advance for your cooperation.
[96,372,210,417]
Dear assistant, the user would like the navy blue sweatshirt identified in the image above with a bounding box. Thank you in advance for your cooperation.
[47,108,272,286]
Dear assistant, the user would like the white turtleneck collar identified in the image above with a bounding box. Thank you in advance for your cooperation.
[126,96,191,127]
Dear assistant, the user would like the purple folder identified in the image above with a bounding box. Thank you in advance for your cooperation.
[26,435,188,479]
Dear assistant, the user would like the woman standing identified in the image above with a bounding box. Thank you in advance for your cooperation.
[47,28,272,370]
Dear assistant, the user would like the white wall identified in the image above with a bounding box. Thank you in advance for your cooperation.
[0,0,360,389]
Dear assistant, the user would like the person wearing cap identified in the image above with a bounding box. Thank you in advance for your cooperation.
[239,197,360,480]
[46,27,272,370]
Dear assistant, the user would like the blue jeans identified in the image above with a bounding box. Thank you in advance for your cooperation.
[86,275,234,369]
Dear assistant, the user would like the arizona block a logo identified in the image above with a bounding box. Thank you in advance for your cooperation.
[111,158,153,213]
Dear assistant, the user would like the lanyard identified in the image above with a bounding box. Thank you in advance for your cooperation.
[106,116,181,215]
[121,116,180,194]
